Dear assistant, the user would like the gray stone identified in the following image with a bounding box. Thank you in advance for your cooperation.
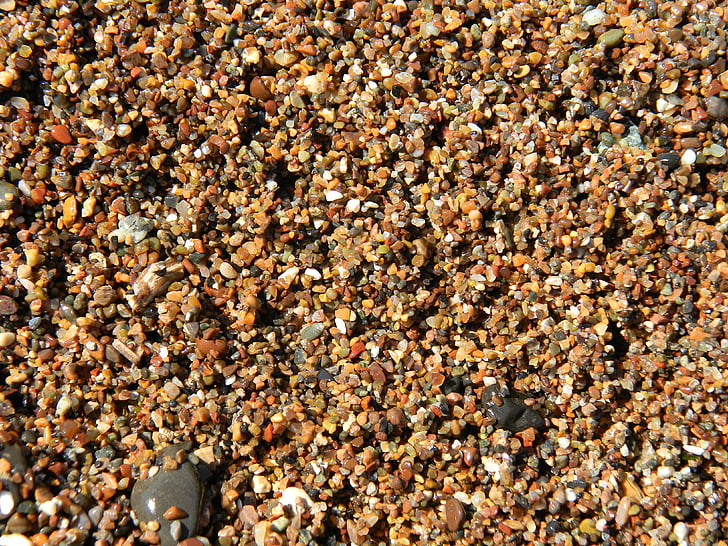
[706,96,728,120]
[300,323,325,341]
[0,182,19,211]
[111,214,155,244]
[482,385,544,433]
[131,445,202,546]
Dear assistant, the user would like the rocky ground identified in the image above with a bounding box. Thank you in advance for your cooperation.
[1,0,728,544]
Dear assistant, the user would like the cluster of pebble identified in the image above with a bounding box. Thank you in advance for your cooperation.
[1,0,728,544]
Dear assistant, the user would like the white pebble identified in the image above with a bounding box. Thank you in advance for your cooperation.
[325,190,343,202]
[56,395,73,417]
[674,521,689,541]
[251,475,271,494]
[39,498,59,516]
[582,7,606,25]
[0,490,15,517]
[681,148,696,165]
[346,199,361,212]
[657,466,674,479]
[279,487,313,515]
[683,444,704,456]
[303,267,321,280]
[0,535,32,546]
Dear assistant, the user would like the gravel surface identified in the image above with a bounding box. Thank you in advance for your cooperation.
[1,0,728,545]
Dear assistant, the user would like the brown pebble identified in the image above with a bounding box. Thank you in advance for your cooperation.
[196,338,227,356]
[369,363,386,383]
[386,407,405,427]
[93,286,116,306]
[238,505,259,529]
[462,447,478,466]
[51,124,73,144]
[163,505,189,520]
[5,512,32,534]
[0,295,18,315]
[178,539,205,546]
[444,497,465,531]
[673,121,699,135]
[249,77,272,100]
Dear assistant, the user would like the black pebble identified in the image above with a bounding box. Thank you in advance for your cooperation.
[482,385,545,433]
[657,152,681,171]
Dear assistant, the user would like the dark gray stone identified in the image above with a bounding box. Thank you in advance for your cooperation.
[482,385,545,433]
[706,96,728,120]
[131,445,202,546]
[657,152,681,171]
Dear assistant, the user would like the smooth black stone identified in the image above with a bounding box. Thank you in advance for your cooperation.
[131,445,202,546]
[482,385,545,433]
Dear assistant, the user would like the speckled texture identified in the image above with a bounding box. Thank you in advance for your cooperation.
[1,0,728,544]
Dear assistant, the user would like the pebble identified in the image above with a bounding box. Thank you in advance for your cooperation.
[615,496,632,528]
[178,539,206,546]
[657,152,680,170]
[0,181,19,211]
[131,260,185,311]
[706,96,728,119]
[481,385,544,432]
[598,29,625,47]
[163,382,181,400]
[2,0,728,544]
[582,7,606,26]
[93,285,116,306]
[219,262,237,279]
[0,490,14,519]
[0,296,18,315]
[386,407,405,427]
[163,505,189,520]
[0,535,32,546]
[55,395,74,417]
[300,323,325,341]
[703,143,726,158]
[444,497,465,531]
[239,505,259,529]
[249,77,272,100]
[674,522,689,541]
[5,512,32,534]
[51,125,73,144]
[59,197,76,228]
[325,190,343,202]
[131,445,203,546]
[578,518,599,536]
[278,487,313,516]
[0,332,15,348]
[111,214,155,244]
[0,0,16,11]
[681,148,697,165]
[251,475,271,494]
